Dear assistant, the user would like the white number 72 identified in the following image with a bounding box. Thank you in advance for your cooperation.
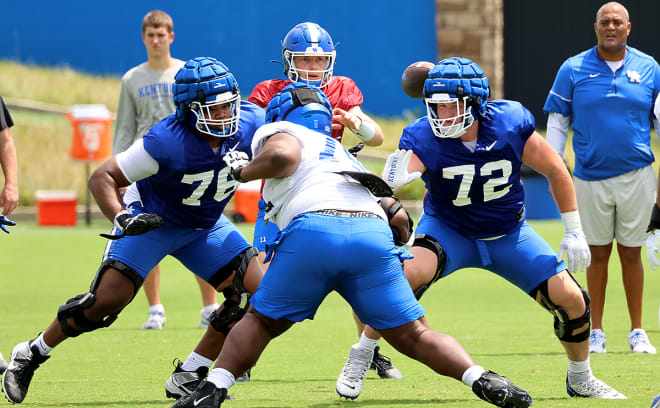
[442,159,512,206]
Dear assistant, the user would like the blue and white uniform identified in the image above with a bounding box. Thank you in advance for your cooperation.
[250,122,424,329]
[105,101,265,283]
[402,100,566,293]
[544,46,660,181]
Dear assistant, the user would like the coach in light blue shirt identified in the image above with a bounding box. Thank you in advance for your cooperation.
[544,1,659,356]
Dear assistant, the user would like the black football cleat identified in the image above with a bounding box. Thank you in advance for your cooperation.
[2,341,50,404]
[472,370,532,408]
[171,381,227,408]
[370,346,403,379]
[165,358,209,399]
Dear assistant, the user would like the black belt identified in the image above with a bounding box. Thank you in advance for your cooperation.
[312,209,381,219]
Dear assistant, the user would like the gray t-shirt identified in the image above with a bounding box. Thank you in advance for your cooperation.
[113,60,185,154]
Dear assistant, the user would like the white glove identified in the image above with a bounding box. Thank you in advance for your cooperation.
[557,211,591,273]
[646,230,660,270]
[222,151,250,182]
[382,149,422,190]
[557,230,591,273]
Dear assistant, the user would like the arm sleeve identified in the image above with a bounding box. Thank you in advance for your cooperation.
[113,78,138,154]
[546,112,570,156]
[115,139,159,183]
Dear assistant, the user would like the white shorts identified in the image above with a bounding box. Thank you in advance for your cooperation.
[574,165,656,247]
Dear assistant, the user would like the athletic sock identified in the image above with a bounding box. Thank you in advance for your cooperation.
[181,352,214,371]
[357,331,379,353]
[202,304,219,316]
[567,357,591,385]
[207,368,235,390]
[31,332,54,356]
[149,304,165,314]
[461,365,485,386]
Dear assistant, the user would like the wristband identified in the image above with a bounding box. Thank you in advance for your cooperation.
[647,204,660,232]
[352,118,376,142]
[560,210,582,232]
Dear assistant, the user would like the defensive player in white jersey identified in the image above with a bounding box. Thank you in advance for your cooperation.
[1,57,266,404]
[336,57,627,400]
[171,83,532,408]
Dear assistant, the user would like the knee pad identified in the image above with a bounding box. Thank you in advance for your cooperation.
[208,296,250,336]
[533,279,591,343]
[410,234,446,300]
[208,247,258,293]
[58,259,143,337]
[379,197,414,246]
[208,247,258,335]
[57,292,117,337]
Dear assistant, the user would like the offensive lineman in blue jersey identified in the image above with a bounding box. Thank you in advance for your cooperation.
[171,83,532,408]
[1,57,266,405]
[545,2,659,355]
[337,57,626,400]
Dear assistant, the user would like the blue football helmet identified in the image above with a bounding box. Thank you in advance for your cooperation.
[282,22,336,89]
[265,83,332,136]
[173,57,241,138]
[423,57,490,138]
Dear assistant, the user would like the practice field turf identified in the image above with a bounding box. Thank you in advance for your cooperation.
[0,219,658,407]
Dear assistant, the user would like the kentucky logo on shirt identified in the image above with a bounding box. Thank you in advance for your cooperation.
[138,82,174,99]
[626,70,641,83]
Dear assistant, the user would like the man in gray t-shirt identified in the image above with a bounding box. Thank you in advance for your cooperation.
[113,10,219,331]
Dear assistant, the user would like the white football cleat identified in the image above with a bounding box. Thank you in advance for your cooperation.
[141,310,166,330]
[628,329,656,354]
[588,329,606,353]
[566,373,626,399]
[336,344,373,400]
[199,305,219,329]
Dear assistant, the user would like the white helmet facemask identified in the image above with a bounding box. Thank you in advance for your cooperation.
[189,91,241,138]
[425,93,475,138]
[283,49,336,89]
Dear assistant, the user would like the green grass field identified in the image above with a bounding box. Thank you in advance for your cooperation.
[0,220,658,407]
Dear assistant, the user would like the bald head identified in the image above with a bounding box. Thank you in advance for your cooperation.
[596,2,629,23]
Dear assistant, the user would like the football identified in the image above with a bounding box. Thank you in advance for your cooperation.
[401,61,434,99]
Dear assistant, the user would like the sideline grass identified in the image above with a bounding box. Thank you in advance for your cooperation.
[0,219,658,407]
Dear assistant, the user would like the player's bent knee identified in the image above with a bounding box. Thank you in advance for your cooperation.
[531,279,591,343]
[207,247,259,335]
[57,260,143,338]
[411,234,446,300]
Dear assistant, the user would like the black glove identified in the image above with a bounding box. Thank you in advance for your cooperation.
[348,142,365,157]
[0,214,16,234]
[100,210,163,240]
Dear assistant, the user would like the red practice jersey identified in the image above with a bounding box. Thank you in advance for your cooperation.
[248,76,363,142]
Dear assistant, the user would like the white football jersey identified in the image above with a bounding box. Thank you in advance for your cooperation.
[251,121,386,229]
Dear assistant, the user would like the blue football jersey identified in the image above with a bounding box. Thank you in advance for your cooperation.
[137,101,265,229]
[399,100,534,239]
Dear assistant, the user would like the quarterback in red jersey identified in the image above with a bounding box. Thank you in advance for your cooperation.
[248,22,405,384]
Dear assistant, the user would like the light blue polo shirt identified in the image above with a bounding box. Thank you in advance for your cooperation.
[544,46,660,181]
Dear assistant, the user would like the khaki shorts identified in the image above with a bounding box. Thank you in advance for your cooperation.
[574,165,656,247]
